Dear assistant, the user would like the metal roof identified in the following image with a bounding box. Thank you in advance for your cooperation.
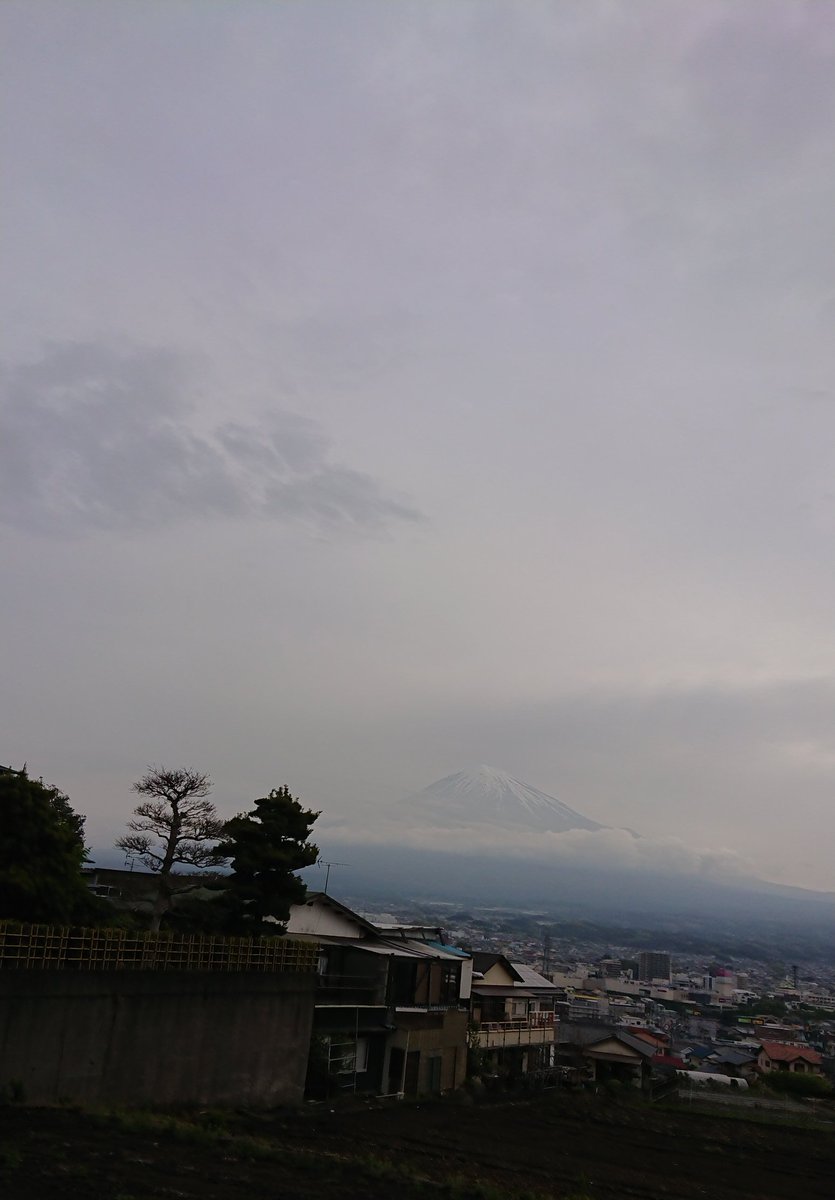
[317,934,466,962]
[510,962,559,989]
[316,936,423,958]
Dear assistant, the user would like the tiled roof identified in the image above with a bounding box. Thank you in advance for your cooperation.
[653,1054,686,1069]
[559,1026,655,1058]
[760,1041,822,1065]
[707,1048,758,1066]
[628,1028,667,1047]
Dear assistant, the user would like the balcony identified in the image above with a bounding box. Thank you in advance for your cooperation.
[477,1012,557,1050]
[316,974,387,1008]
[394,1003,462,1013]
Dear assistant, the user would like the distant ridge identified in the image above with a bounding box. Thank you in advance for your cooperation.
[400,765,604,834]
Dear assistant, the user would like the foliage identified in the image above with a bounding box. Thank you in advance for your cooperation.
[157,883,232,934]
[218,785,318,933]
[116,767,226,931]
[117,767,225,872]
[733,998,787,1019]
[763,1070,832,1098]
[466,1021,489,1078]
[0,765,100,923]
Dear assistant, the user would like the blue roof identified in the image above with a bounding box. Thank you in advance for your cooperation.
[427,941,470,958]
[689,1045,713,1059]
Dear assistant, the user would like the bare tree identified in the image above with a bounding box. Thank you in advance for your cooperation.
[116,767,226,931]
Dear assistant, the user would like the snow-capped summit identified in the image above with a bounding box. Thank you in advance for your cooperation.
[400,765,604,833]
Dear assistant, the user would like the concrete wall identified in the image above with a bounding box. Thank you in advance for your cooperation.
[0,970,315,1107]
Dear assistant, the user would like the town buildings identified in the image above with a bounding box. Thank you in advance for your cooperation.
[638,950,671,982]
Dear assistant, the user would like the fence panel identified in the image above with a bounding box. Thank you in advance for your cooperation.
[0,923,318,974]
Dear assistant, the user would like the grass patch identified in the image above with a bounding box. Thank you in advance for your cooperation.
[657,1097,833,1131]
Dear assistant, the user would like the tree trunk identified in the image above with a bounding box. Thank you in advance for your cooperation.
[149,874,171,932]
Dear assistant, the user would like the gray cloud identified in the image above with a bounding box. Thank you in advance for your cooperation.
[322,815,755,882]
[3,2,835,894]
[0,343,422,536]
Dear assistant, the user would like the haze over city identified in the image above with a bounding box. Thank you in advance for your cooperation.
[3,1,835,891]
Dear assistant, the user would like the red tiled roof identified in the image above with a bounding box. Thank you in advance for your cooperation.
[760,1041,822,1065]
[653,1053,686,1069]
[628,1028,667,1047]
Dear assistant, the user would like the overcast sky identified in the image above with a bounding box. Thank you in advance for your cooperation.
[3,1,835,890]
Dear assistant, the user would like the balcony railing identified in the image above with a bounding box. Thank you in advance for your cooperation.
[316,974,387,1007]
[481,1011,556,1031]
[477,1013,558,1049]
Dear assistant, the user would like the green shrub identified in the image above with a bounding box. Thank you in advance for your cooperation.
[763,1071,832,1098]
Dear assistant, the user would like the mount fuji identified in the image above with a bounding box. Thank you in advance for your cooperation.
[399,765,605,834]
[309,766,834,947]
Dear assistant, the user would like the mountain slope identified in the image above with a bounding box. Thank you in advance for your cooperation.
[400,765,604,833]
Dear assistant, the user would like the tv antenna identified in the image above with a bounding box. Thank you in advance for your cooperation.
[317,859,349,894]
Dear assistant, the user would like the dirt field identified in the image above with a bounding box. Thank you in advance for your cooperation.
[1,1092,833,1200]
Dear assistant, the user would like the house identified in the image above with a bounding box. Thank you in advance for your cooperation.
[625,1027,669,1055]
[703,1046,760,1081]
[557,1024,655,1087]
[682,1044,714,1068]
[758,1040,823,1076]
[652,1052,687,1071]
[468,953,559,1079]
[285,893,471,1098]
[470,953,558,1021]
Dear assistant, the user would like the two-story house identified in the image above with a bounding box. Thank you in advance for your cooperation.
[469,952,559,1079]
[285,893,471,1098]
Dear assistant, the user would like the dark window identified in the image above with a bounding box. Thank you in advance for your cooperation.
[440,962,460,1004]
[391,960,418,1005]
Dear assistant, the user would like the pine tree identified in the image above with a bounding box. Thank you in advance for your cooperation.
[219,786,319,934]
[116,767,226,931]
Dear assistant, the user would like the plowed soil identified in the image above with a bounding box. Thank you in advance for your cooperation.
[1,1092,833,1200]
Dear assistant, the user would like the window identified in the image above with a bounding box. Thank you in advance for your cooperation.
[440,963,460,1004]
[328,1036,369,1075]
[392,960,418,1005]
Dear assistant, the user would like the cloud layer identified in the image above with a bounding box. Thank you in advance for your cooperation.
[0,342,421,536]
[321,815,754,882]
